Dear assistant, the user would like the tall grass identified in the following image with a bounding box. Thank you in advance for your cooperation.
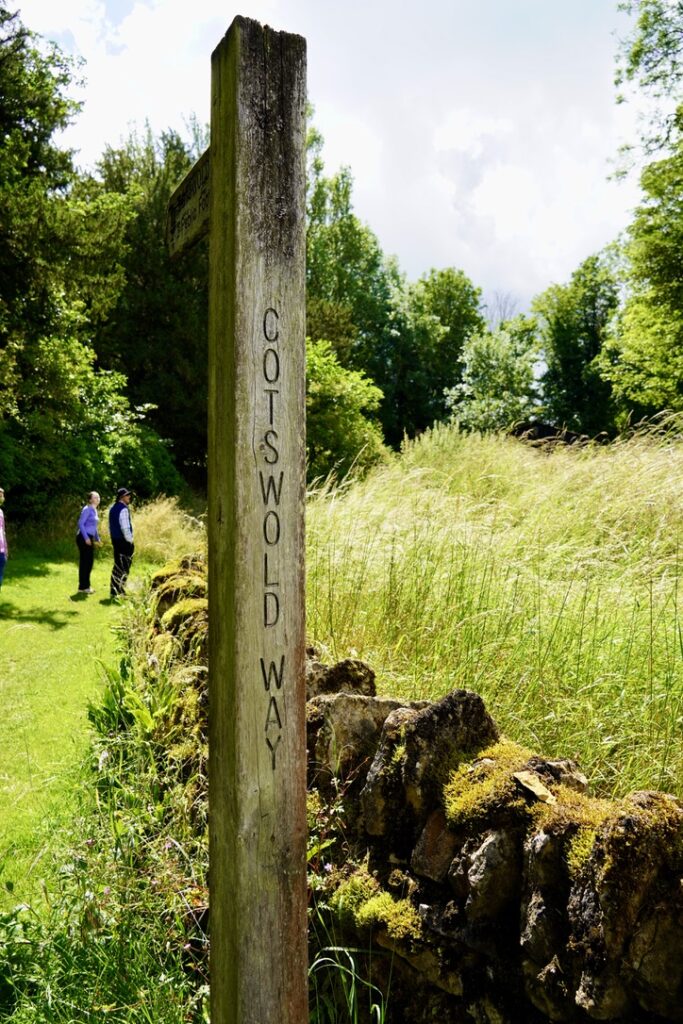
[128,496,206,563]
[306,422,683,797]
[14,494,206,564]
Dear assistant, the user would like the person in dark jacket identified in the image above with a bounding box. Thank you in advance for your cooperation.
[76,491,101,593]
[109,488,134,597]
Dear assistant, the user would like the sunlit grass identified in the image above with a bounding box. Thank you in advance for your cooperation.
[0,496,205,910]
[0,552,122,908]
[306,422,683,798]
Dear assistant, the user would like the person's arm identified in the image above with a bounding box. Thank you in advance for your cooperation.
[120,507,133,544]
[78,506,92,543]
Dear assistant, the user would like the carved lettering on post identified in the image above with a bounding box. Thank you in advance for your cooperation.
[206,16,307,1024]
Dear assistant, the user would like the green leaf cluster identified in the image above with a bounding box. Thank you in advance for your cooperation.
[447,316,540,433]
[0,4,182,519]
[306,338,387,482]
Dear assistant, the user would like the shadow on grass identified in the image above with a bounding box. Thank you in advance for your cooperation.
[1,549,74,582]
[0,598,78,630]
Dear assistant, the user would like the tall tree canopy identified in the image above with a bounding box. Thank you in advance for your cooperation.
[88,125,209,482]
[534,254,619,435]
[599,144,683,419]
[617,0,683,156]
[0,3,75,347]
[0,4,181,518]
[305,128,484,445]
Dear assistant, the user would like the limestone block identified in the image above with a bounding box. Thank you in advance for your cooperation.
[624,895,683,1020]
[520,890,565,967]
[524,828,567,890]
[306,693,413,789]
[464,830,521,921]
[411,809,460,883]
[360,690,499,847]
[306,656,376,700]
[522,954,574,1022]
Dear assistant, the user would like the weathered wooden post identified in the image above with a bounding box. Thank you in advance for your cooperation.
[208,17,307,1024]
[169,14,308,1024]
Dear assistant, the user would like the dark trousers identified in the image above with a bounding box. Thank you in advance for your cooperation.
[0,552,6,588]
[111,539,134,596]
[76,534,95,590]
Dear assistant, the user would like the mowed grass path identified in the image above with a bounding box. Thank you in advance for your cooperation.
[0,546,123,906]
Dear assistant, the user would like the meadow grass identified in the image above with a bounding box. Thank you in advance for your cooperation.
[306,422,683,798]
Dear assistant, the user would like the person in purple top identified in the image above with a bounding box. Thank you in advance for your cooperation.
[0,487,8,590]
[76,491,101,593]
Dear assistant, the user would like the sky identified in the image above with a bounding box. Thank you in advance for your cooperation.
[15,0,644,311]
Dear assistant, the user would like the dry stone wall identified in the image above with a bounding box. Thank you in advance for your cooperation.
[307,657,683,1024]
[147,564,683,1023]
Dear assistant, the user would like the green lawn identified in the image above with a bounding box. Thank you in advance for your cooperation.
[0,546,126,906]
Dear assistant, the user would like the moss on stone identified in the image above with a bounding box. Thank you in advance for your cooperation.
[329,866,423,944]
[354,891,423,943]
[151,559,185,587]
[160,597,208,634]
[596,792,683,884]
[329,866,380,931]
[390,741,407,768]
[532,784,617,877]
[156,571,206,599]
[443,739,533,828]
[150,554,206,589]
[532,786,683,880]
[150,630,181,667]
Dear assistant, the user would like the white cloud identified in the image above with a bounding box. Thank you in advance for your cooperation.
[15,0,645,305]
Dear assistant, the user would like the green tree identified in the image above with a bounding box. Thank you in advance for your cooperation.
[306,160,392,374]
[0,5,181,518]
[533,254,619,435]
[407,267,485,424]
[369,267,448,444]
[446,317,539,433]
[305,338,386,481]
[616,0,683,157]
[305,124,485,445]
[0,2,76,348]
[598,144,683,419]
[89,125,209,483]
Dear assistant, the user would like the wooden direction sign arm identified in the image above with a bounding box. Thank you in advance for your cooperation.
[167,147,211,259]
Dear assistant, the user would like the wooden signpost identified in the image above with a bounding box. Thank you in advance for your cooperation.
[169,16,308,1024]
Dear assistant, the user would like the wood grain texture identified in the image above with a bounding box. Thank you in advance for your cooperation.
[207,16,307,1024]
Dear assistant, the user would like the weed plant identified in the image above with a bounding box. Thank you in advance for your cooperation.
[307,421,683,797]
